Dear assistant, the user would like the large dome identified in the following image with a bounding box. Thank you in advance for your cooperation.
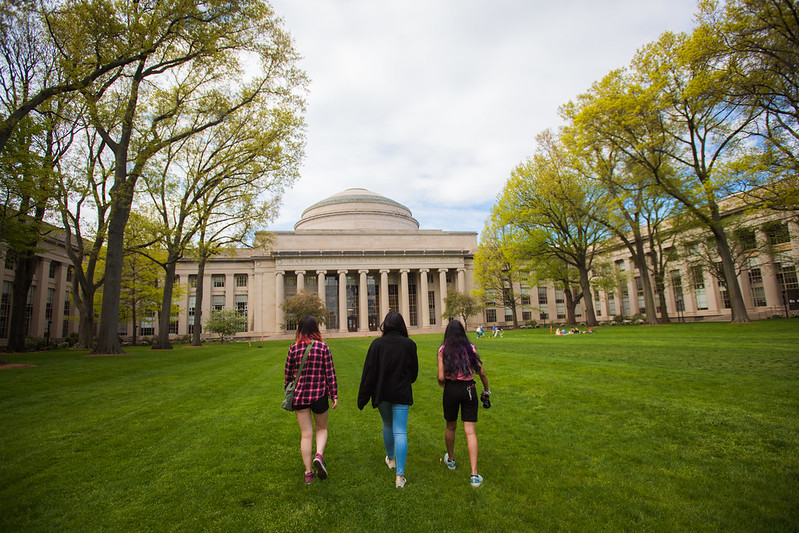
[294,188,420,231]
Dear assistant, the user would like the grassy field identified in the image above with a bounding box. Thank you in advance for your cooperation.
[1,320,798,532]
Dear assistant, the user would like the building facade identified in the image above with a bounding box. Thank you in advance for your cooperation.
[2,188,797,347]
[481,209,799,327]
[172,188,478,340]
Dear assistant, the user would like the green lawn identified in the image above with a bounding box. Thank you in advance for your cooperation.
[1,321,798,532]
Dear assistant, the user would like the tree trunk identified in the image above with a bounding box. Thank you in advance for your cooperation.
[712,223,750,323]
[192,254,207,346]
[631,238,659,325]
[7,252,37,352]
[153,260,177,349]
[94,168,136,354]
[578,267,599,327]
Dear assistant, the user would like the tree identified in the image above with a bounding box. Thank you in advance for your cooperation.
[55,122,111,348]
[0,6,77,351]
[473,218,526,328]
[496,130,608,326]
[75,0,306,354]
[281,291,328,328]
[564,100,677,325]
[140,98,303,350]
[205,308,246,343]
[442,291,482,331]
[574,28,759,322]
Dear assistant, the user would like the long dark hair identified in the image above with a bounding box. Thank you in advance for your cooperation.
[296,316,323,345]
[441,319,482,377]
[380,310,408,337]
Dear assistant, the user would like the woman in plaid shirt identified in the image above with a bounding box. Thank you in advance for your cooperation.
[284,316,338,484]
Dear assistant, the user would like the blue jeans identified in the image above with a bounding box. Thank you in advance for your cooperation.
[377,402,409,476]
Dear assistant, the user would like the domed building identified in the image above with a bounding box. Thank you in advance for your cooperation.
[174,188,479,338]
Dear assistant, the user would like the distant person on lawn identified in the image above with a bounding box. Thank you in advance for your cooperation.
[357,311,419,488]
[437,319,490,487]
[283,316,338,485]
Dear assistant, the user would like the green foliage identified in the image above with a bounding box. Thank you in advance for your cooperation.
[280,291,328,327]
[1,321,798,530]
[204,308,247,342]
[442,291,482,330]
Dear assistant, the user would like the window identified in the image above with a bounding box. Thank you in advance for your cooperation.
[4,254,13,270]
[505,310,513,322]
[718,278,731,309]
[635,276,645,313]
[66,266,73,282]
[45,288,55,322]
[764,221,790,246]
[735,228,757,251]
[25,286,35,335]
[48,261,58,279]
[615,259,626,271]
[428,290,436,325]
[555,290,565,320]
[235,294,248,332]
[747,257,767,307]
[408,273,418,327]
[212,274,225,288]
[671,270,684,313]
[0,281,11,339]
[594,290,602,316]
[169,317,179,335]
[188,275,197,288]
[140,312,155,336]
[187,296,196,334]
[608,293,616,316]
[621,289,631,316]
[537,287,548,304]
[485,309,497,322]
[691,265,708,310]
[212,294,225,311]
[521,295,531,306]
[522,311,532,321]
[665,246,679,261]
[235,274,248,287]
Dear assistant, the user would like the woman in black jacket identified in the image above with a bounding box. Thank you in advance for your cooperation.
[357,311,418,488]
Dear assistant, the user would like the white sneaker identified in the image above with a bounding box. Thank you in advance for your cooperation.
[470,474,483,487]
[444,453,456,470]
[385,456,396,469]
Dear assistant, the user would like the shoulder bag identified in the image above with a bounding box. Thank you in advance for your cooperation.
[282,341,314,411]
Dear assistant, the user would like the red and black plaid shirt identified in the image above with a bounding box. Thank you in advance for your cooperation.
[284,340,338,407]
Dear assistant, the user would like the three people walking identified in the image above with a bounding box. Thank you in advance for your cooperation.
[284,313,489,488]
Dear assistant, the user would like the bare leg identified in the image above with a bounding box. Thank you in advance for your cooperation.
[464,421,479,476]
[445,420,457,460]
[296,409,314,472]
[313,410,329,456]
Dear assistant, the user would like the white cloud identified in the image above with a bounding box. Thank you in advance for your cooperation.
[268,0,699,233]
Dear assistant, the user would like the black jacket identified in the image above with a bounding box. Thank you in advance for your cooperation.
[357,332,418,409]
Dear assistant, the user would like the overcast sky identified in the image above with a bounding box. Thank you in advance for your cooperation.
[266,0,699,234]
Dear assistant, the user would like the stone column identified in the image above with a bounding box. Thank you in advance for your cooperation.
[439,268,448,325]
[400,268,410,321]
[225,273,235,309]
[338,269,348,331]
[359,270,369,331]
[380,269,390,320]
[296,270,306,293]
[317,270,327,331]
[419,268,430,328]
[757,228,781,310]
[457,268,465,293]
[275,270,285,332]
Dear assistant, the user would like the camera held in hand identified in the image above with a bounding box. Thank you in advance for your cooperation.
[481,390,491,409]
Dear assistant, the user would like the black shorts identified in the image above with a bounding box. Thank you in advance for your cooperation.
[294,396,329,414]
[443,380,478,423]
